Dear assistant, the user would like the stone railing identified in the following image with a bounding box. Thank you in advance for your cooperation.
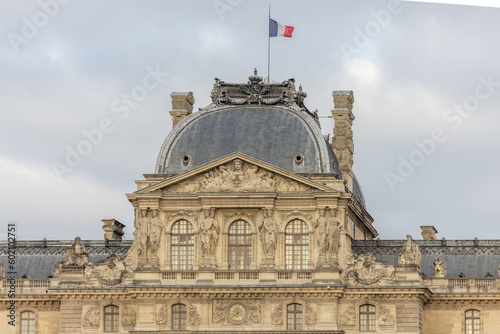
[0,279,53,293]
[160,271,315,285]
[448,278,496,287]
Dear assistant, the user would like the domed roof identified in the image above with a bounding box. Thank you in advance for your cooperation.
[155,105,341,176]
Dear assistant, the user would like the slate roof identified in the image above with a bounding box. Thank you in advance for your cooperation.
[155,106,341,176]
[352,239,500,278]
[0,240,132,279]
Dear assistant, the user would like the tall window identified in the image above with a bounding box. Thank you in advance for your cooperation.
[228,220,252,269]
[465,309,480,334]
[172,304,187,331]
[104,305,119,332]
[287,303,303,330]
[285,219,309,269]
[20,311,35,334]
[359,304,375,332]
[171,220,195,270]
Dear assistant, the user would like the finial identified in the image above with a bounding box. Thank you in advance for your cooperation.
[254,68,258,75]
[299,84,303,92]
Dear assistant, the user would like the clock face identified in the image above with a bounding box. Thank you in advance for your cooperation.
[227,303,247,324]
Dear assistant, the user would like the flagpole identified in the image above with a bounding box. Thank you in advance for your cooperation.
[267,0,271,82]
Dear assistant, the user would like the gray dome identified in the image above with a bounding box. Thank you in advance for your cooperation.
[155,105,341,175]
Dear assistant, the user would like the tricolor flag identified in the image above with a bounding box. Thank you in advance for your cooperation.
[269,18,294,38]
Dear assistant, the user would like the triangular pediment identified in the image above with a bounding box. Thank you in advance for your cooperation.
[137,153,337,194]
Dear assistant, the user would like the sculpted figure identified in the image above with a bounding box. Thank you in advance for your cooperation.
[259,209,277,256]
[433,258,447,277]
[398,235,422,267]
[135,209,150,257]
[200,208,220,256]
[149,210,163,255]
[314,209,328,256]
[65,237,89,266]
[258,171,276,188]
[327,208,343,258]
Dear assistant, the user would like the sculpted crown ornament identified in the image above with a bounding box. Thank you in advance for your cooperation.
[209,69,318,121]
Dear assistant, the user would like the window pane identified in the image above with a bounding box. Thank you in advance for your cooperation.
[285,220,309,269]
[228,220,252,269]
[171,220,194,271]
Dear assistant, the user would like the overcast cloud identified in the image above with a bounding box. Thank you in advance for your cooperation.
[1,0,499,241]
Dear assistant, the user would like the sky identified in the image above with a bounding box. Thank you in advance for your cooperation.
[1,0,500,241]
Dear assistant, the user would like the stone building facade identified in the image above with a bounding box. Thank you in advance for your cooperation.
[1,70,499,333]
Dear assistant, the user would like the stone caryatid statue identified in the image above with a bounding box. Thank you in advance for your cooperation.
[433,258,447,278]
[149,210,163,255]
[65,237,89,266]
[259,209,277,258]
[327,208,343,263]
[398,235,422,268]
[134,209,150,258]
[314,209,328,261]
[200,208,220,257]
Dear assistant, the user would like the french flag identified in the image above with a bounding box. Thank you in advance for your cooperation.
[269,18,294,38]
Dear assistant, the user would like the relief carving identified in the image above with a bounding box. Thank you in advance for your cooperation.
[339,305,356,327]
[213,300,229,325]
[165,209,199,223]
[82,306,100,328]
[433,258,447,278]
[332,122,354,171]
[189,305,201,326]
[281,208,313,222]
[84,253,132,285]
[247,300,261,324]
[224,209,255,224]
[344,253,395,285]
[64,237,89,266]
[305,303,317,326]
[271,304,283,325]
[165,159,311,193]
[156,304,168,325]
[122,305,136,327]
[398,235,422,268]
[378,306,395,327]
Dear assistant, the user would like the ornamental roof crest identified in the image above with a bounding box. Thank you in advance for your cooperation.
[210,68,309,111]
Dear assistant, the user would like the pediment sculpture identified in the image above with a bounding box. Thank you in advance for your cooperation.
[165,159,311,193]
[343,253,395,285]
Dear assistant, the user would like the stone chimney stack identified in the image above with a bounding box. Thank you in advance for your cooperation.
[102,219,125,240]
[332,90,355,190]
[170,92,195,127]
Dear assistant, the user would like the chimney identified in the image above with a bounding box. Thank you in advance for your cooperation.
[332,90,355,189]
[102,219,125,240]
[170,92,195,127]
[420,226,438,240]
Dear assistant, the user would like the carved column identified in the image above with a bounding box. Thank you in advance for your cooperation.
[332,90,355,191]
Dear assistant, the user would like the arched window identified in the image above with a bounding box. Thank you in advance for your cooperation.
[172,304,187,331]
[465,309,480,334]
[20,311,35,334]
[171,219,195,271]
[287,303,303,330]
[104,305,119,332]
[228,220,252,269]
[359,304,375,332]
[285,219,309,269]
